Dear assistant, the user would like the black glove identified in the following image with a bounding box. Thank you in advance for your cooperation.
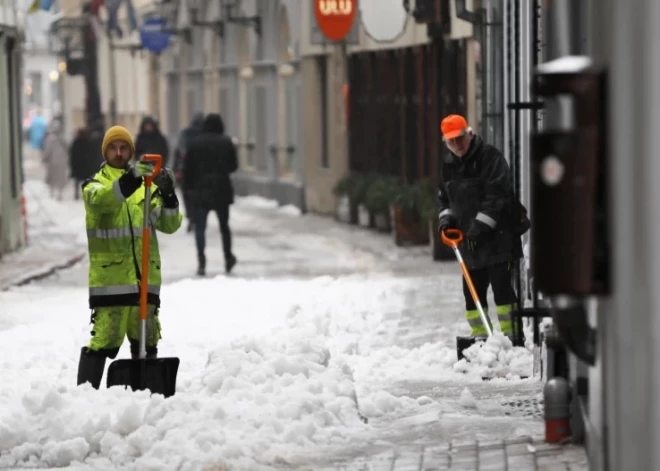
[116,167,142,199]
[438,214,458,233]
[153,167,175,195]
[465,219,494,252]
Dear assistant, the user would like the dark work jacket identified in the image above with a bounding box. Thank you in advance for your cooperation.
[183,116,238,208]
[437,135,522,269]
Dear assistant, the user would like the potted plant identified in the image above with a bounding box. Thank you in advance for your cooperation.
[353,173,378,228]
[364,175,398,232]
[415,179,455,261]
[332,173,359,224]
[390,182,430,246]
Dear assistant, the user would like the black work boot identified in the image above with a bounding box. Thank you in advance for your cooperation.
[77,347,106,389]
[225,253,237,274]
[197,254,206,276]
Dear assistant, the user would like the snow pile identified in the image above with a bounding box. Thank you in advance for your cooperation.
[458,387,478,409]
[453,334,533,379]
[0,275,417,470]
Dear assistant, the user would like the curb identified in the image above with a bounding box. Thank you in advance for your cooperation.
[0,252,86,291]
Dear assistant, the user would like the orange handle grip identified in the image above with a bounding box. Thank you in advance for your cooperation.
[441,228,464,248]
[140,226,150,321]
[141,154,163,187]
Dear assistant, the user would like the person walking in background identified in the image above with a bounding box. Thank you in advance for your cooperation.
[174,111,205,232]
[42,119,69,200]
[183,113,238,276]
[28,108,48,157]
[69,127,102,200]
[134,115,169,162]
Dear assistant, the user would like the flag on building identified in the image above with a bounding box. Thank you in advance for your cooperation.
[28,0,55,14]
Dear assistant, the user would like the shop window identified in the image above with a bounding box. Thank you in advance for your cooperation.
[254,85,267,171]
[283,78,299,176]
[246,83,256,168]
[317,56,329,169]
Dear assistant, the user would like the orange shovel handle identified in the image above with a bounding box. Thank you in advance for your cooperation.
[441,228,464,248]
[139,154,162,321]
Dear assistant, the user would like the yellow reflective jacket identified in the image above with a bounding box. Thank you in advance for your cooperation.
[82,163,182,308]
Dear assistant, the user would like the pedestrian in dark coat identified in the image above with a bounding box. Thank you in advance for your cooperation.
[183,113,239,276]
[437,114,524,340]
[174,111,205,231]
[134,116,169,163]
[70,127,102,200]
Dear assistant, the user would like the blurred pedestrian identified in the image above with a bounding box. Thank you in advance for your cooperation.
[69,127,102,200]
[174,111,205,232]
[135,115,169,162]
[183,113,238,276]
[42,119,69,200]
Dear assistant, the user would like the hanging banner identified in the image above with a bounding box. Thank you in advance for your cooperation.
[359,0,407,42]
[314,0,358,42]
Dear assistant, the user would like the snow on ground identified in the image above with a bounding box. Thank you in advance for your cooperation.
[0,270,536,470]
[1,166,541,469]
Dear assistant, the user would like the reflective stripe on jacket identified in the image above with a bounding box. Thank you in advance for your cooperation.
[83,163,182,308]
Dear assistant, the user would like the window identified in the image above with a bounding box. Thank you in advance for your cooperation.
[246,84,256,168]
[283,78,299,175]
[219,87,230,134]
[318,56,329,168]
[254,86,267,171]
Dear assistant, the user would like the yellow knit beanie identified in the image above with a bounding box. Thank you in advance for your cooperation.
[101,125,135,158]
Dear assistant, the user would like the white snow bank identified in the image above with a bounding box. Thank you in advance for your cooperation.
[353,330,534,388]
[0,275,416,470]
[453,334,533,379]
[235,195,302,217]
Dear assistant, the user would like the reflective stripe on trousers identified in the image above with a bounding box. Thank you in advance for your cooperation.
[465,304,516,336]
[465,308,492,337]
[89,284,160,296]
[496,303,515,335]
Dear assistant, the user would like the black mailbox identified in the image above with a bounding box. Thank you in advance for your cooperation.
[530,60,610,296]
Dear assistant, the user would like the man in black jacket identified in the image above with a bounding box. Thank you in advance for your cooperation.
[437,114,523,340]
[174,112,205,232]
[183,113,238,276]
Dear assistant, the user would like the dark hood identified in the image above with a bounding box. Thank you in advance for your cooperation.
[190,112,205,129]
[202,113,225,134]
[139,115,160,134]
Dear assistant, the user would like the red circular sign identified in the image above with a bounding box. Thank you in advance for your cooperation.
[315,0,358,42]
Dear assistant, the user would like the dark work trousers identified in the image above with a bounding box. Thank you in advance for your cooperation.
[194,204,232,263]
[462,261,518,337]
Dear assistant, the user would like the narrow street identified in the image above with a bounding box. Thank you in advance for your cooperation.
[0,154,587,470]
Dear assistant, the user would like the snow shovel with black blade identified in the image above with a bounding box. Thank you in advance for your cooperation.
[441,229,494,362]
[106,154,180,398]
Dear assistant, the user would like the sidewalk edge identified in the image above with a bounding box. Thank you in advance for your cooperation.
[0,252,86,291]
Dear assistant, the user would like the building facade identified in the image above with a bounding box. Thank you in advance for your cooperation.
[159,0,478,215]
[0,0,26,255]
[160,0,305,210]
[58,0,159,141]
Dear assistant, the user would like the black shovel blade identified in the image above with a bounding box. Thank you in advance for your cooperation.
[106,357,180,398]
[456,335,481,361]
